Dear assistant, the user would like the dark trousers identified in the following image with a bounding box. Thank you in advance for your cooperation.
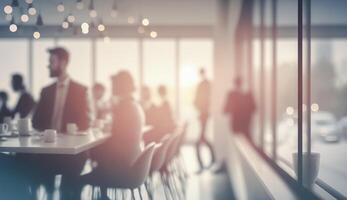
[195,113,215,169]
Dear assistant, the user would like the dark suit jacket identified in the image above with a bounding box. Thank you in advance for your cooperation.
[12,92,36,118]
[32,80,91,133]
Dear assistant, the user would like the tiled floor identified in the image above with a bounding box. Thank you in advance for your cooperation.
[2,145,235,200]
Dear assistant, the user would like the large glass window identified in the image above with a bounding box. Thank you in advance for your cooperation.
[143,39,176,117]
[32,39,55,99]
[56,39,92,88]
[179,39,214,142]
[0,39,29,107]
[96,39,139,99]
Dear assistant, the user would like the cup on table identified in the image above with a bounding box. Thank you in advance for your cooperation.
[43,129,57,143]
[4,117,15,132]
[67,123,78,135]
[17,118,31,136]
[0,123,9,134]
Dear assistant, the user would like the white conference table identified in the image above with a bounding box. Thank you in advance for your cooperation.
[0,131,111,155]
[0,126,152,155]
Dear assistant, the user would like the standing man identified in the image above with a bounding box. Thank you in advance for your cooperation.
[32,47,91,199]
[224,77,256,141]
[194,68,215,173]
[11,73,36,119]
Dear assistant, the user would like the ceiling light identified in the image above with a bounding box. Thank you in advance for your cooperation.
[150,31,158,38]
[57,2,65,12]
[81,22,89,29]
[9,18,17,32]
[89,0,97,18]
[4,5,13,14]
[28,4,36,15]
[62,20,69,29]
[67,14,75,23]
[128,16,135,24]
[33,31,40,39]
[25,0,33,4]
[21,14,29,23]
[97,24,105,32]
[142,18,149,26]
[89,10,97,18]
[76,0,84,10]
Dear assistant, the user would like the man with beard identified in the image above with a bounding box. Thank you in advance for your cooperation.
[31,47,91,199]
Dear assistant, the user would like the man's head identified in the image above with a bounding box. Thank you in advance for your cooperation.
[158,85,167,99]
[199,68,206,79]
[234,76,243,89]
[111,70,135,97]
[92,83,105,101]
[0,91,8,105]
[141,86,151,102]
[11,73,25,92]
[47,47,69,78]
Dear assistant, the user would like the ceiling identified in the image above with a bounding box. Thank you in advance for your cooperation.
[0,0,217,26]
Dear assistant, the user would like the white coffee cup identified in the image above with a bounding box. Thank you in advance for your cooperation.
[66,123,78,135]
[0,124,9,134]
[17,118,31,135]
[293,152,320,188]
[43,129,57,143]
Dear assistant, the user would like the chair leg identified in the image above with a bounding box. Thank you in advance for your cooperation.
[131,189,136,200]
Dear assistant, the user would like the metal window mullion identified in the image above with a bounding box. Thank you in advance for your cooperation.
[259,0,266,149]
[298,0,304,187]
[271,0,278,160]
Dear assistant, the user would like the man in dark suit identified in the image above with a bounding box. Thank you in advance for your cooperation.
[31,47,91,199]
[11,74,36,119]
[194,68,215,173]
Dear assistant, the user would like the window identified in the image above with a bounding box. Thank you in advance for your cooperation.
[96,38,139,99]
[143,39,176,113]
[32,39,55,99]
[56,39,92,88]
[179,39,214,142]
[0,39,29,107]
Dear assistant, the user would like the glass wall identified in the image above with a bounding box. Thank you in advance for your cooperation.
[251,0,347,198]
[96,38,139,99]
[179,39,214,141]
[143,39,176,112]
[0,39,29,107]
[33,39,55,99]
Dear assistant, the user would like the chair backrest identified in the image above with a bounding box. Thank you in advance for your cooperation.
[164,133,180,165]
[150,134,174,172]
[175,122,188,156]
[127,142,158,188]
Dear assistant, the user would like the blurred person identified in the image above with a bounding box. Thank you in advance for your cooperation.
[0,91,11,123]
[194,68,215,173]
[11,73,36,119]
[144,85,175,144]
[224,77,256,141]
[31,47,92,199]
[140,85,157,126]
[92,83,109,120]
[79,70,144,199]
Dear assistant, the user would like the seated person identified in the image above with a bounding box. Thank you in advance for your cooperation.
[11,73,36,119]
[92,83,109,120]
[0,91,11,123]
[144,85,176,144]
[140,85,157,126]
[31,47,91,199]
[83,70,144,183]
